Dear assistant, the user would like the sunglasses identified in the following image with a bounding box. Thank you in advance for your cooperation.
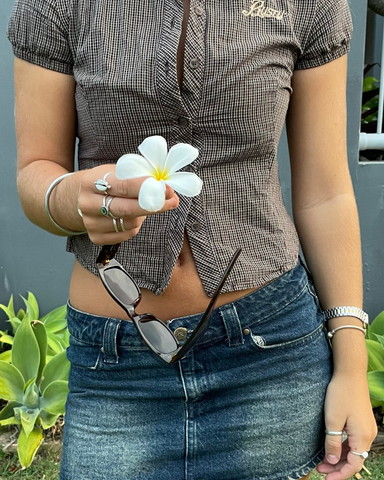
[96,244,241,364]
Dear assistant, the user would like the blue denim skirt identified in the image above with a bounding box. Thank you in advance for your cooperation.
[60,257,333,480]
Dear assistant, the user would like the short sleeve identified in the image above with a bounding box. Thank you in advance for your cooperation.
[295,0,353,70]
[7,0,73,75]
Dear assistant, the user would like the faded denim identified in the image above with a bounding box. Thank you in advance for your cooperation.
[60,257,333,480]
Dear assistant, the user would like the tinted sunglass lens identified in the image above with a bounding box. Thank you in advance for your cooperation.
[103,267,140,305]
[138,316,178,353]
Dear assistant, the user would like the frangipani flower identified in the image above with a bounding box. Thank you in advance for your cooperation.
[115,136,203,212]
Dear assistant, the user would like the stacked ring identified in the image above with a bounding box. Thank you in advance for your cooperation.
[101,195,117,219]
[112,218,126,233]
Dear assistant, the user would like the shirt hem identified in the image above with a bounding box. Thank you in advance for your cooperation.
[295,42,350,71]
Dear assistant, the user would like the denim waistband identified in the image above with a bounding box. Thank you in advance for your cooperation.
[66,256,310,349]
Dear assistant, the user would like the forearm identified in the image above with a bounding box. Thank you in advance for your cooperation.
[293,193,368,376]
[17,160,85,235]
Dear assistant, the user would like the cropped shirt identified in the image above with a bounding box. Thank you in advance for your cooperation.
[7,0,353,296]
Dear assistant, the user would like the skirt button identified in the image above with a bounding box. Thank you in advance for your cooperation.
[174,327,188,341]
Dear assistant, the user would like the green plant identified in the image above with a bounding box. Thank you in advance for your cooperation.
[0,293,69,360]
[0,314,70,468]
[361,64,380,133]
[366,310,384,413]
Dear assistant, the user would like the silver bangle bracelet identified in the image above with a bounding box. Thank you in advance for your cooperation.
[44,172,87,236]
[322,306,369,328]
[326,325,367,340]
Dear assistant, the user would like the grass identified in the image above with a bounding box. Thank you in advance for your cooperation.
[0,447,383,480]
[0,448,60,480]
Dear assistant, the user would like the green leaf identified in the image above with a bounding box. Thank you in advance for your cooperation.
[40,351,70,393]
[0,401,22,421]
[44,318,68,334]
[39,410,60,429]
[40,380,69,415]
[367,371,384,401]
[363,76,379,92]
[7,295,15,318]
[15,406,40,438]
[12,316,40,384]
[0,350,12,363]
[17,425,44,468]
[367,311,384,340]
[22,378,39,409]
[47,331,67,354]
[40,305,67,327]
[16,308,25,320]
[0,303,14,320]
[0,416,21,426]
[0,361,25,402]
[366,339,384,372]
[0,334,14,345]
[32,322,47,384]
[27,292,39,320]
[20,296,38,322]
[9,317,21,335]
[374,333,384,351]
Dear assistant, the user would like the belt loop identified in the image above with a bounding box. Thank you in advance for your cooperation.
[101,318,121,364]
[219,303,244,347]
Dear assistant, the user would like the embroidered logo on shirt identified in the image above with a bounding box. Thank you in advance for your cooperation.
[242,1,286,20]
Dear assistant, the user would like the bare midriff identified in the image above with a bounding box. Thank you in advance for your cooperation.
[69,232,265,322]
[69,0,268,321]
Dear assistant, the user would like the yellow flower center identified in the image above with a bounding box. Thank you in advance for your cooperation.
[152,168,169,181]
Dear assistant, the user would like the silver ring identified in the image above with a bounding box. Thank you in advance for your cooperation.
[350,450,369,460]
[101,196,117,218]
[95,172,112,194]
[112,218,120,233]
[325,429,344,436]
[119,218,126,232]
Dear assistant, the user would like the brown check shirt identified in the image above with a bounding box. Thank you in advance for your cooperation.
[7,0,353,296]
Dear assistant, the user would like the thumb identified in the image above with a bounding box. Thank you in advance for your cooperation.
[324,429,344,464]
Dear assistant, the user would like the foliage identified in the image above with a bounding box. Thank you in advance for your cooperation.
[361,64,380,133]
[366,310,384,412]
[0,295,70,468]
[0,293,69,359]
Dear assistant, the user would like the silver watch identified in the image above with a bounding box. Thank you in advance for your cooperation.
[322,306,369,328]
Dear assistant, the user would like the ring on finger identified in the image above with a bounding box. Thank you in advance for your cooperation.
[325,429,344,436]
[95,172,112,194]
[350,450,369,460]
[101,195,117,219]
[119,218,126,232]
[112,218,120,233]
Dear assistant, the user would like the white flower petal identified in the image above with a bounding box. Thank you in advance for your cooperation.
[115,154,153,179]
[138,177,166,212]
[138,136,168,172]
[165,143,199,174]
[165,172,203,197]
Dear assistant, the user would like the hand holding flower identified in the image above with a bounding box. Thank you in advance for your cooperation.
[115,135,203,212]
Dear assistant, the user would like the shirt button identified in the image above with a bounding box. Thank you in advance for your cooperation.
[177,117,189,127]
[174,327,188,341]
[189,58,200,69]
[194,6,203,16]
[191,222,201,232]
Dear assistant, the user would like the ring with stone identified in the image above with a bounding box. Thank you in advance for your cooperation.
[325,429,344,436]
[95,172,112,194]
[100,195,116,219]
[350,450,369,460]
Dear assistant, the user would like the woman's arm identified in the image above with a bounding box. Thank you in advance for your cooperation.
[14,59,178,244]
[286,55,377,480]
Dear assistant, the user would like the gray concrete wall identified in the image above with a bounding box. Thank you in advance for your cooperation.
[1,0,382,328]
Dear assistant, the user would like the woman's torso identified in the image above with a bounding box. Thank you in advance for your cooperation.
[69,0,263,321]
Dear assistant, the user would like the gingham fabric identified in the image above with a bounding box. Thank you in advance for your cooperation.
[7,0,353,296]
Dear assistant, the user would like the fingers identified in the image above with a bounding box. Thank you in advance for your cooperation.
[78,165,179,245]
